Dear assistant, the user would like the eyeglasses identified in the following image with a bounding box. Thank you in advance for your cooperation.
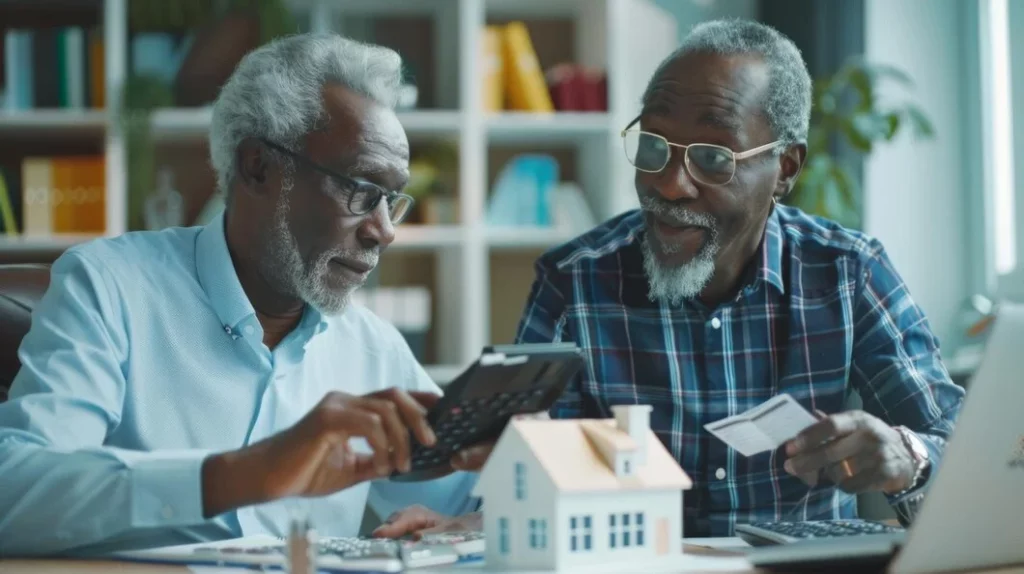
[261,139,414,224]
[621,125,781,186]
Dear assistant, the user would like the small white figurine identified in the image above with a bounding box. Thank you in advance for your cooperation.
[473,405,692,571]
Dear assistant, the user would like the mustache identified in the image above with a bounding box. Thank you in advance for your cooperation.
[639,195,717,229]
[319,247,379,268]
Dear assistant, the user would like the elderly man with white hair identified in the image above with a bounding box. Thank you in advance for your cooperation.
[0,33,483,556]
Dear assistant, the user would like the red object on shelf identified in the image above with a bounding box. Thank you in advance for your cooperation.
[545,63,608,112]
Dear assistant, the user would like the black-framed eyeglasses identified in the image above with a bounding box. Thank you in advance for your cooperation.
[620,118,780,186]
[261,138,414,224]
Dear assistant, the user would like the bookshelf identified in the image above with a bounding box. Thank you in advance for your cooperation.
[0,0,678,382]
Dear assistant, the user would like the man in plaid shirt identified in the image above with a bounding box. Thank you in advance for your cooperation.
[514,20,965,537]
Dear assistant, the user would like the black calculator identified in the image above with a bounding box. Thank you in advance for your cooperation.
[391,342,585,482]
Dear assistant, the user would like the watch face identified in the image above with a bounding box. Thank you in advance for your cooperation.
[909,432,928,463]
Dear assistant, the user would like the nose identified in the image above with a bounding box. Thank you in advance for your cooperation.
[357,201,396,249]
[650,156,700,202]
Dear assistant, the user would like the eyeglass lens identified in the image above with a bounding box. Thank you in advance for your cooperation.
[622,130,737,185]
[348,183,413,224]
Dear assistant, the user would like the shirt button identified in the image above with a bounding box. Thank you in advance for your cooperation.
[161,505,175,519]
[715,467,727,480]
[244,325,255,336]
[710,317,722,329]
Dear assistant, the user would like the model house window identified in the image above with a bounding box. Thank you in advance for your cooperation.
[636,512,645,546]
[570,517,578,551]
[609,514,616,548]
[499,518,509,554]
[583,516,592,550]
[528,518,547,549]
[622,513,631,547]
[570,516,592,552]
[514,462,526,500]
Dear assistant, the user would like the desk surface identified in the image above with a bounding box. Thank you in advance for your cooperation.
[3,539,1024,574]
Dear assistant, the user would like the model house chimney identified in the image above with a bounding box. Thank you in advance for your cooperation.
[612,404,652,465]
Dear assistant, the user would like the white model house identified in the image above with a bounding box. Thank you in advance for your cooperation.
[473,405,692,571]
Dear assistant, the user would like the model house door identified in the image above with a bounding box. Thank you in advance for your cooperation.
[656,518,669,555]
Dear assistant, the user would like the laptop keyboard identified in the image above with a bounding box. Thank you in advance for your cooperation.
[735,519,905,546]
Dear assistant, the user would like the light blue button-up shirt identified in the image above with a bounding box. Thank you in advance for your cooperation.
[0,212,478,557]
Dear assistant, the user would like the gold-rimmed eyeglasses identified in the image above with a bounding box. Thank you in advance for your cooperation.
[620,126,781,186]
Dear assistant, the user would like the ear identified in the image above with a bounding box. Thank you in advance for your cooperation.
[775,142,807,201]
[235,138,270,194]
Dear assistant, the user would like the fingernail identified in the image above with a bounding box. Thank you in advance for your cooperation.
[784,460,795,474]
[426,428,437,446]
[377,464,390,475]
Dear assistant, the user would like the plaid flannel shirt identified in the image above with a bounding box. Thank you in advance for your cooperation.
[514,205,964,537]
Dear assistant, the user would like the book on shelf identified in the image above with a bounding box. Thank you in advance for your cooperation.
[3,27,105,111]
[500,22,554,113]
[482,22,607,114]
[0,156,105,237]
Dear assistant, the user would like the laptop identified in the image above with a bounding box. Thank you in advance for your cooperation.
[745,302,1024,573]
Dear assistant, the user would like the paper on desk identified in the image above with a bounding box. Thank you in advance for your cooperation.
[704,394,818,456]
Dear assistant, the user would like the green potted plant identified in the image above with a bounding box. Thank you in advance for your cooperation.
[784,58,935,229]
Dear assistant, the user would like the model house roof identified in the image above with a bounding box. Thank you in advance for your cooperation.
[507,417,693,492]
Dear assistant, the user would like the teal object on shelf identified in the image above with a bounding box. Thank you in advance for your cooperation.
[486,154,560,227]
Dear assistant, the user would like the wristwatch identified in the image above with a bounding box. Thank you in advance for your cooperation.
[893,426,930,494]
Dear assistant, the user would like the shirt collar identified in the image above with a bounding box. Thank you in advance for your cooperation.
[194,210,257,332]
[754,207,786,295]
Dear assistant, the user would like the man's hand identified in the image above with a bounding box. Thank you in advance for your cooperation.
[201,388,439,517]
[783,410,917,495]
[371,505,482,540]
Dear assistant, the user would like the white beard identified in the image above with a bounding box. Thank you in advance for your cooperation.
[639,196,721,307]
[259,183,374,316]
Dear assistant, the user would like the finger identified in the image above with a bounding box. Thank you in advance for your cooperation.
[373,514,437,539]
[341,409,394,476]
[348,453,382,485]
[786,411,864,456]
[785,431,865,477]
[384,389,437,448]
[831,452,884,494]
[451,443,494,471]
[358,397,411,473]
[408,390,442,410]
[413,522,453,540]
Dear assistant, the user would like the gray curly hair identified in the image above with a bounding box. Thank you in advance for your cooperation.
[209,33,403,196]
[643,19,812,150]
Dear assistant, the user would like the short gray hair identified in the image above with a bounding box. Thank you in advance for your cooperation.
[643,19,811,149]
[209,33,403,195]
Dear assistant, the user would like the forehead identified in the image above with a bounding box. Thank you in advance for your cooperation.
[307,83,409,174]
[642,52,770,132]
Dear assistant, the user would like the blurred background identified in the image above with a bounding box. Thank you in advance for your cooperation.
[0,0,1016,394]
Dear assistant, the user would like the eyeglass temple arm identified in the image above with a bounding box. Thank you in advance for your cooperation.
[733,140,784,159]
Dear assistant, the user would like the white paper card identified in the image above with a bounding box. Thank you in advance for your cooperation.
[704,394,818,456]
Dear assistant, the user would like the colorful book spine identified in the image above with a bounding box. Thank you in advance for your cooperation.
[20,157,106,236]
[502,22,554,113]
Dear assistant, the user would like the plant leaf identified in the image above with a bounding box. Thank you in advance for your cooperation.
[840,116,874,153]
[864,63,916,88]
[884,112,901,140]
[905,105,935,138]
[845,66,875,111]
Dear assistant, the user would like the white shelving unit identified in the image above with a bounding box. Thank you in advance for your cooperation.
[0,0,677,382]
